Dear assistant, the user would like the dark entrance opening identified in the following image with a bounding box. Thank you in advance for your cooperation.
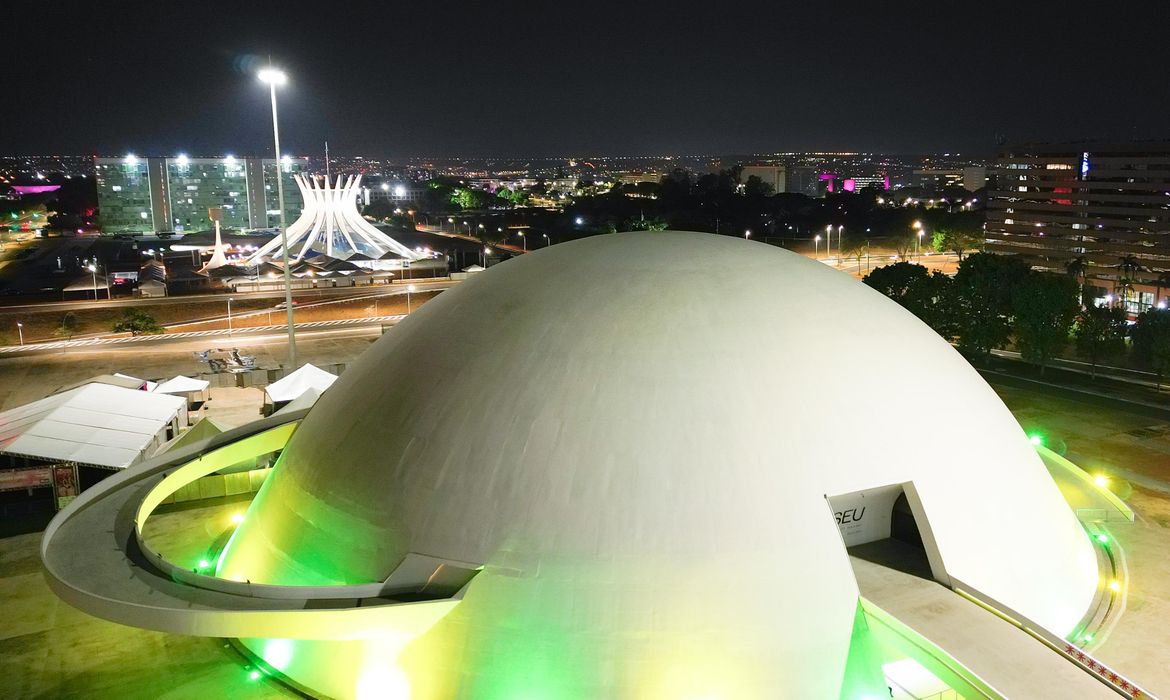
[847,492,933,580]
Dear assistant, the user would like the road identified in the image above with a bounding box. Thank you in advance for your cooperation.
[0,278,453,313]
[415,223,528,255]
[0,315,404,356]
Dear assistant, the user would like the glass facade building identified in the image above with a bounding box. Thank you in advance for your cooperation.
[95,155,308,234]
[93,157,154,233]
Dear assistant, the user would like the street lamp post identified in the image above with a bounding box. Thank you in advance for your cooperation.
[814,234,821,259]
[407,284,415,313]
[543,233,550,246]
[483,247,491,267]
[837,225,844,265]
[745,229,751,240]
[825,225,832,262]
[87,264,97,300]
[519,231,526,251]
[227,297,233,336]
[16,322,23,346]
[912,220,923,259]
[259,66,297,368]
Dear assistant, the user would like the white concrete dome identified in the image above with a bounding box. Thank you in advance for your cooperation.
[221,231,1097,698]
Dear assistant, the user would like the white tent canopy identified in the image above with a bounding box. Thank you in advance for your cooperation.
[275,387,323,415]
[155,375,211,395]
[264,364,337,404]
[0,383,186,469]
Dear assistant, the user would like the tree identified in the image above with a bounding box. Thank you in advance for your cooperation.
[931,227,983,261]
[626,215,668,231]
[863,262,928,300]
[450,187,495,210]
[1073,304,1128,379]
[864,262,956,338]
[743,175,774,198]
[496,188,528,207]
[54,312,79,339]
[112,308,162,336]
[1011,272,1079,375]
[1115,255,1143,307]
[1065,255,1088,305]
[839,238,869,273]
[888,231,917,261]
[903,270,958,339]
[952,252,1031,360]
[1133,308,1170,388]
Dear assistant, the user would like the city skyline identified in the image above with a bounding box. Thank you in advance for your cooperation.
[8,2,1170,157]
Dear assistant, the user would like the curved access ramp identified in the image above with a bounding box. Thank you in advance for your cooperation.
[40,409,465,642]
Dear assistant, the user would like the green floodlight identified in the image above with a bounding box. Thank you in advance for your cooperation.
[1028,434,1043,446]
[249,670,261,681]
[1095,533,1109,545]
[198,559,211,570]
[1083,633,1094,643]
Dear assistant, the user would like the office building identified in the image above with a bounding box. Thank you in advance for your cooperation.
[739,164,786,193]
[986,142,1170,310]
[95,155,308,234]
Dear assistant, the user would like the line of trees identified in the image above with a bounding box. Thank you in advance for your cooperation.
[862,253,1166,380]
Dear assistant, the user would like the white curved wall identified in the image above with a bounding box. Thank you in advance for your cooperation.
[222,231,1097,698]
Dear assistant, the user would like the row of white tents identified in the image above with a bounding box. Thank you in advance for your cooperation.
[0,364,337,472]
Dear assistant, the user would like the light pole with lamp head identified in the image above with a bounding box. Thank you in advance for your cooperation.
[259,66,297,368]
[518,231,526,251]
[87,264,97,300]
[745,229,751,240]
[814,234,821,259]
[16,322,23,346]
[483,247,491,267]
[837,225,844,265]
[543,233,550,247]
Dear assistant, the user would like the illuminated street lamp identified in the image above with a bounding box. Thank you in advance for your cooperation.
[543,233,550,246]
[16,322,23,346]
[825,224,833,261]
[518,231,526,251]
[814,234,821,260]
[912,220,923,259]
[745,229,751,239]
[837,225,844,264]
[407,284,416,313]
[483,246,491,267]
[87,264,98,300]
[258,65,297,368]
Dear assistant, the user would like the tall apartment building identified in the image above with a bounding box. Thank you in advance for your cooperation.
[95,155,308,234]
[986,142,1170,311]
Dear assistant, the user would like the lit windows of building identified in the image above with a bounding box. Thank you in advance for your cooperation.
[986,142,1170,312]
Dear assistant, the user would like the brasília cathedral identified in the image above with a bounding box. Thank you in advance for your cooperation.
[247,173,424,268]
[43,232,1103,698]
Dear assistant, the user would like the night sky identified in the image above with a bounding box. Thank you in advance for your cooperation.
[8,1,1170,157]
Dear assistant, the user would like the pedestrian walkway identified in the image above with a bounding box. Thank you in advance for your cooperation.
[853,557,1121,699]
